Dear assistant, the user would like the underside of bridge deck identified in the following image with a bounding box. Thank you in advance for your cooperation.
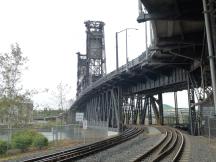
[69,0,216,136]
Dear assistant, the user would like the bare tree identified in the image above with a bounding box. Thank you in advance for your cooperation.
[53,82,71,139]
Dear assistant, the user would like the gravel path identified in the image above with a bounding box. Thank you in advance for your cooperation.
[186,134,216,162]
[78,128,165,162]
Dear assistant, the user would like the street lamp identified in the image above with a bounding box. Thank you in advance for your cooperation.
[116,28,138,70]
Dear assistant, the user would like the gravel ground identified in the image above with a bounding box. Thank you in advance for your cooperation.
[4,138,105,162]
[11,127,163,162]
[78,127,165,162]
[77,127,216,162]
[11,127,216,162]
[179,132,191,162]
[186,134,216,162]
[5,142,86,162]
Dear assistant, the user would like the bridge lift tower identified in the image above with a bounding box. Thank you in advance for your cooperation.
[76,21,106,96]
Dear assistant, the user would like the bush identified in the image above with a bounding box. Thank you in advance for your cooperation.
[12,130,33,139]
[11,130,49,151]
[0,140,7,155]
[11,130,37,152]
[32,134,48,149]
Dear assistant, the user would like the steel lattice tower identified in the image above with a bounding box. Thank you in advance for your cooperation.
[76,21,106,96]
[85,20,106,83]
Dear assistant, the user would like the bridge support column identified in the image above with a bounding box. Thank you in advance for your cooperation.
[109,87,123,132]
[141,97,147,125]
[66,108,76,124]
[136,95,142,125]
[147,98,152,125]
[174,92,179,125]
[158,93,164,125]
[123,97,129,125]
[130,96,135,125]
[151,97,160,124]
[122,94,163,126]
[137,95,162,125]
[187,73,197,135]
[118,87,123,132]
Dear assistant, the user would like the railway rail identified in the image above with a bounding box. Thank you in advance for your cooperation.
[23,127,144,162]
[131,127,184,162]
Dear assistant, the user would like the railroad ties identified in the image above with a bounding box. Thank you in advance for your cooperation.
[23,126,185,162]
[130,126,185,162]
[23,127,144,162]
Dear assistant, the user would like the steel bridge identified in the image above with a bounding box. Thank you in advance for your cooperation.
[69,0,216,135]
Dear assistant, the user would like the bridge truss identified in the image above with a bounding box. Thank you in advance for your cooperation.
[69,0,216,135]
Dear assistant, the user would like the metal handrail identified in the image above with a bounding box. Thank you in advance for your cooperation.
[74,50,155,106]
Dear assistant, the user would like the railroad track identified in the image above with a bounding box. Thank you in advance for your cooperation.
[131,126,184,162]
[23,127,144,162]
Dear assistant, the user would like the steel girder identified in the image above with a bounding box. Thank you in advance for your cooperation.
[84,87,122,131]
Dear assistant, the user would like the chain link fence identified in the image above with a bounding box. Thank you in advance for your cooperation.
[200,116,216,142]
[199,106,216,141]
[0,123,108,153]
[163,109,189,126]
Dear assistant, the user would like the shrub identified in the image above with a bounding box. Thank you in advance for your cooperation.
[0,140,7,155]
[12,129,48,151]
[11,130,36,152]
[12,134,32,152]
[32,134,48,149]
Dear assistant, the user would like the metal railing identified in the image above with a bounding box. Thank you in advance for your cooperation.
[74,49,155,105]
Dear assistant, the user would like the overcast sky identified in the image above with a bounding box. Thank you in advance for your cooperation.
[0,0,188,109]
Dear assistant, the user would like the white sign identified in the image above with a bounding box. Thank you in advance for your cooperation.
[75,112,84,122]
[83,120,87,129]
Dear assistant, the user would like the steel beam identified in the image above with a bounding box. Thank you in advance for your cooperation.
[187,73,197,135]
[202,0,216,114]
[141,98,147,124]
[137,13,202,23]
[174,92,179,125]
[158,93,164,125]
[147,98,152,125]
[151,97,160,124]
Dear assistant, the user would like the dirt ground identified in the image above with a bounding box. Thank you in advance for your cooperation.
[0,139,83,162]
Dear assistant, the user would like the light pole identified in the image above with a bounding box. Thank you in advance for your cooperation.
[116,28,138,70]
[115,32,119,70]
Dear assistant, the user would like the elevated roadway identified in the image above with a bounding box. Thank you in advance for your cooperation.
[70,0,215,135]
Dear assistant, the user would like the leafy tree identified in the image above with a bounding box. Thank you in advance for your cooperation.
[0,43,32,127]
[0,43,27,96]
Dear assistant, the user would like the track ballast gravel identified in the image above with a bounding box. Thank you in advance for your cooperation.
[77,130,165,162]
